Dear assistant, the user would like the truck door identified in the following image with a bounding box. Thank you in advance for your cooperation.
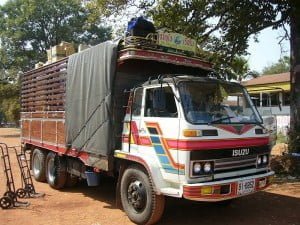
[138,86,182,177]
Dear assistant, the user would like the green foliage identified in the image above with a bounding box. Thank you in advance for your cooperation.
[262,56,290,75]
[91,0,155,16]
[211,55,259,82]
[277,132,288,144]
[0,0,112,71]
[0,82,20,125]
[93,0,290,80]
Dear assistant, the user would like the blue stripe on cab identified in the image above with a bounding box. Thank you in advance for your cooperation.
[159,155,170,164]
[153,145,165,155]
[151,136,161,144]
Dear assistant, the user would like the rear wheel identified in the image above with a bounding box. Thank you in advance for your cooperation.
[120,165,165,225]
[45,152,67,189]
[32,149,47,182]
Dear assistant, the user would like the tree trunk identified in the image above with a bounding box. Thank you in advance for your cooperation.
[289,3,300,153]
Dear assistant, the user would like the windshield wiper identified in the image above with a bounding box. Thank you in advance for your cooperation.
[209,116,234,124]
[254,121,266,129]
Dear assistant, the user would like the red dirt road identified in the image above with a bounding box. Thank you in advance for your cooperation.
[0,128,299,225]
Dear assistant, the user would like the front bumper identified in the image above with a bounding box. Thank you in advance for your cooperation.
[183,171,274,201]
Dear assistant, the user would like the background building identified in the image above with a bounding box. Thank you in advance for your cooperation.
[243,72,290,134]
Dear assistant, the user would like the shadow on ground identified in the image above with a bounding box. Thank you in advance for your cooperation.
[158,192,300,225]
[59,178,300,225]
[60,175,117,209]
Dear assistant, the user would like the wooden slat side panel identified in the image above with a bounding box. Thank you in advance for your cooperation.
[57,121,66,145]
[21,59,67,112]
[42,121,57,143]
[21,120,30,139]
[30,120,41,140]
[21,116,66,147]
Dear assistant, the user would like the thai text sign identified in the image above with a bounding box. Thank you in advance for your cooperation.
[158,32,196,53]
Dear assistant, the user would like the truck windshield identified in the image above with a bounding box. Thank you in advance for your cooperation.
[179,81,262,124]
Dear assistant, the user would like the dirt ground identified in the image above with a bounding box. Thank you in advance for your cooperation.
[0,128,299,225]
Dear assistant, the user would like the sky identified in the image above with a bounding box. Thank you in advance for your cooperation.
[248,27,290,73]
[0,0,290,73]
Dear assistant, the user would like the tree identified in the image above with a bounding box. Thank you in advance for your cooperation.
[0,0,112,72]
[0,0,112,127]
[0,82,20,126]
[231,57,259,82]
[262,56,290,75]
[289,3,300,153]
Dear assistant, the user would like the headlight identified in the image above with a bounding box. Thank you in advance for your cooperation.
[257,157,262,165]
[193,162,201,173]
[204,162,212,173]
[257,154,269,167]
[262,155,268,164]
[191,161,214,177]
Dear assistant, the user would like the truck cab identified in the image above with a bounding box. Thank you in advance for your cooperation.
[116,75,273,202]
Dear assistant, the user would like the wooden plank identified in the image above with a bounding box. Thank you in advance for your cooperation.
[57,121,65,145]
[42,121,57,143]
[30,120,42,140]
[21,120,30,138]
[22,70,66,85]
[21,113,32,118]
[22,76,66,90]
[21,111,65,119]
[47,112,65,119]
[22,59,67,82]
[21,93,65,103]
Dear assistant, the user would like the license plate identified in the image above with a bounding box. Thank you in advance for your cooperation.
[237,179,255,195]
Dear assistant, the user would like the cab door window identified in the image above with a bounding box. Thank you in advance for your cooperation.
[144,87,177,117]
[132,88,143,116]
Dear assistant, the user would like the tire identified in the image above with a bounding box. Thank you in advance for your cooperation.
[4,191,17,201]
[16,188,27,198]
[0,196,12,209]
[32,149,47,182]
[120,165,165,225]
[45,152,67,189]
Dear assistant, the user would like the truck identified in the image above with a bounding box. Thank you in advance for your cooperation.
[21,33,274,224]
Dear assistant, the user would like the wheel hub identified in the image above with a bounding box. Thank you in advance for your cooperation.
[127,180,146,211]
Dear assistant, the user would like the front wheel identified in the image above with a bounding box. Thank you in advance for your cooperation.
[120,165,165,225]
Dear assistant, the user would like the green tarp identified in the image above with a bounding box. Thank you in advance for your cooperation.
[65,42,118,156]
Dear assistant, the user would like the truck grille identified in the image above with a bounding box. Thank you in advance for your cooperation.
[214,155,257,173]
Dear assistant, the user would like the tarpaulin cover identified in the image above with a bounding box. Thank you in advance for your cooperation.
[65,41,118,156]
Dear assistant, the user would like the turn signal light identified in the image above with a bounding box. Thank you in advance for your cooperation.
[201,186,213,195]
[183,129,202,137]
